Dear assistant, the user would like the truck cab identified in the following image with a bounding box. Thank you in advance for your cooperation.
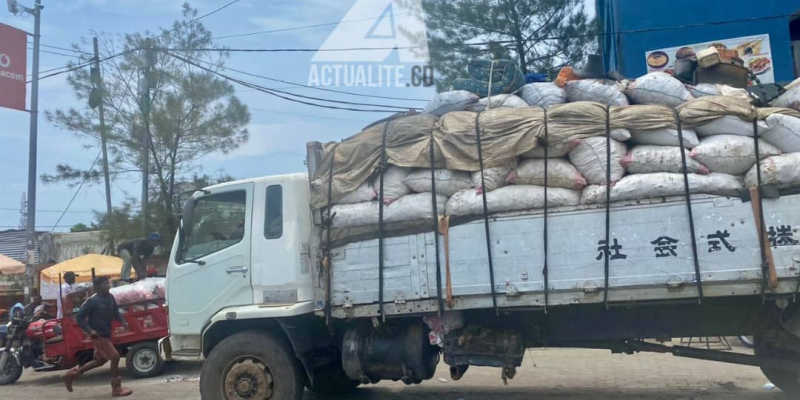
[166,173,315,360]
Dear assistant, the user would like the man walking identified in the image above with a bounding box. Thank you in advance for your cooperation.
[61,277,132,397]
[117,232,161,283]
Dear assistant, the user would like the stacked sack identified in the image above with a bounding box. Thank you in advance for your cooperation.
[319,72,800,229]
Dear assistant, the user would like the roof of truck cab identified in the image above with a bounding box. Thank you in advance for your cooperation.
[204,173,308,191]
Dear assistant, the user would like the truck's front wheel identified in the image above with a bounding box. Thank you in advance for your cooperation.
[200,331,304,400]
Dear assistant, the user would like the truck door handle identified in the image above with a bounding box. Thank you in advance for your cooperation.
[226,266,249,274]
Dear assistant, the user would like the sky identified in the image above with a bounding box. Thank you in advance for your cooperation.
[0,0,596,232]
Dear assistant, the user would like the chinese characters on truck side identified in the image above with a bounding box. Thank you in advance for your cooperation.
[595,226,797,261]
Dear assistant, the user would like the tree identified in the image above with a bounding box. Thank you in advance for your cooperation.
[70,222,99,233]
[43,4,250,248]
[417,0,597,90]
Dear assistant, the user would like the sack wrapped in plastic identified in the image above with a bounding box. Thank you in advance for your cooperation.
[626,72,694,107]
[581,173,743,204]
[744,153,800,188]
[630,128,699,148]
[772,84,800,112]
[621,146,709,175]
[685,83,720,98]
[446,185,580,216]
[373,166,412,205]
[470,94,528,112]
[506,159,587,189]
[403,169,473,197]
[694,116,768,137]
[519,82,566,108]
[334,181,376,205]
[471,160,517,194]
[110,278,166,306]
[762,113,800,153]
[568,137,628,185]
[690,135,780,175]
[424,90,480,116]
[564,79,629,106]
[521,139,582,158]
[331,193,448,229]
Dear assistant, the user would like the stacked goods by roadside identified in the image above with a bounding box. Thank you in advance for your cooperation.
[309,72,800,233]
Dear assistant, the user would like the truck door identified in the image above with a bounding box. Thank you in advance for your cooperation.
[168,184,254,336]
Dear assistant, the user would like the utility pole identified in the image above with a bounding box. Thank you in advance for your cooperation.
[92,38,113,220]
[8,0,44,304]
[140,39,155,235]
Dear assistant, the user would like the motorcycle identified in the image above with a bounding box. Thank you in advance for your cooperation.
[0,303,60,385]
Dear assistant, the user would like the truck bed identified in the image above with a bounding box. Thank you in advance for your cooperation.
[318,193,800,319]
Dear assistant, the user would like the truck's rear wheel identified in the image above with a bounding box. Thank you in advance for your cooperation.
[755,337,800,396]
[200,331,304,400]
[126,341,164,378]
[0,354,22,385]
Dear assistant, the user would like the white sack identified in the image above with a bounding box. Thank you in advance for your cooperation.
[744,153,800,188]
[521,139,582,158]
[685,83,719,98]
[404,169,473,197]
[446,185,581,216]
[694,115,768,137]
[630,128,699,148]
[625,72,694,107]
[506,158,587,190]
[772,85,800,112]
[424,90,479,116]
[470,94,528,112]
[471,160,517,194]
[762,113,800,153]
[690,135,781,175]
[568,137,628,185]
[581,173,743,204]
[373,166,412,205]
[519,82,566,108]
[334,181,376,204]
[609,128,632,141]
[620,146,709,175]
[331,193,448,228]
[564,79,629,106]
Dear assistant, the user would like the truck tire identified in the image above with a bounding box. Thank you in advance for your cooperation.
[307,362,360,395]
[0,355,22,385]
[200,331,304,400]
[126,341,164,379]
[755,337,800,396]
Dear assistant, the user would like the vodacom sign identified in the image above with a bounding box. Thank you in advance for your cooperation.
[0,23,27,111]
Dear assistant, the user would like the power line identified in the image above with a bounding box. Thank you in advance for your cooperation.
[39,43,92,56]
[249,107,373,122]
[0,208,96,214]
[212,12,411,41]
[164,13,798,54]
[193,59,428,102]
[31,50,132,83]
[153,0,242,41]
[168,52,410,113]
[29,47,85,59]
[49,151,102,233]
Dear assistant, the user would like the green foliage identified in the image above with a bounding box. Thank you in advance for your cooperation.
[416,0,598,90]
[69,222,99,233]
[42,4,250,248]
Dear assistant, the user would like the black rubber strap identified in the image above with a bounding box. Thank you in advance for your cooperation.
[475,112,499,314]
[752,118,770,302]
[378,121,390,321]
[542,109,550,313]
[603,106,611,309]
[324,143,339,330]
[429,128,446,318]
[672,109,704,304]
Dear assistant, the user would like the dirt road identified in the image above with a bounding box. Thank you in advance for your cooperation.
[2,348,786,400]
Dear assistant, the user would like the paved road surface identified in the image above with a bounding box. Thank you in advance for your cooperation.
[2,348,788,400]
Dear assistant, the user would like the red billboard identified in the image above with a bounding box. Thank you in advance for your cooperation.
[0,23,27,111]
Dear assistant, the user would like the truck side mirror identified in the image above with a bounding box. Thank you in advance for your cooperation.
[181,198,195,238]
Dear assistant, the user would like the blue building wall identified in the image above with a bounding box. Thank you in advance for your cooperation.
[599,0,800,82]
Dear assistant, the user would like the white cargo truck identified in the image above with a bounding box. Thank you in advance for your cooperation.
[164,121,800,400]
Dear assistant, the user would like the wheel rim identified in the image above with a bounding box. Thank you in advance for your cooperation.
[222,357,274,400]
[132,348,158,373]
[0,354,18,378]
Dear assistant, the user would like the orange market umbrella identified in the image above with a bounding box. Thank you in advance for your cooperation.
[0,254,24,275]
[39,254,131,284]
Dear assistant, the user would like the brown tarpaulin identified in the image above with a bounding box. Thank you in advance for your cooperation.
[310,96,796,208]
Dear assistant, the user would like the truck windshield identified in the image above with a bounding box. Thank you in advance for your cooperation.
[180,190,247,261]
